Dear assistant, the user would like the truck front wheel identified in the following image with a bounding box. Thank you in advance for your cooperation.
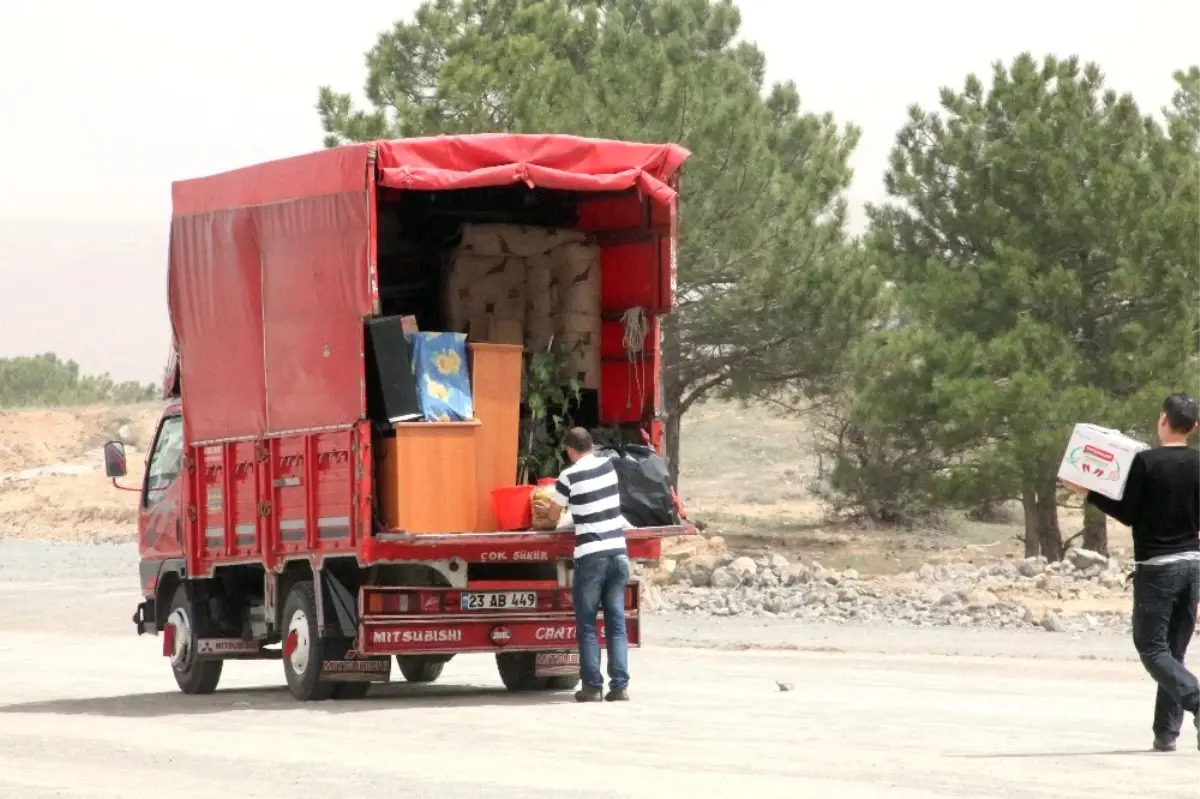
[281,581,335,701]
[397,655,449,683]
[166,585,223,695]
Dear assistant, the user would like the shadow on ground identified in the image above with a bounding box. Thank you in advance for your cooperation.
[0,682,573,719]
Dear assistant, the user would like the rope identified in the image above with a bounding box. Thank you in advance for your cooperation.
[621,307,648,410]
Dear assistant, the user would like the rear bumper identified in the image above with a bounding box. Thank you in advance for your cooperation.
[359,612,638,656]
[357,582,642,657]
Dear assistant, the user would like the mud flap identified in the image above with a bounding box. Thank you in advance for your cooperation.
[534,651,580,677]
[320,640,392,683]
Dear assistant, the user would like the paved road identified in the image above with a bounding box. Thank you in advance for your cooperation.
[0,542,1196,797]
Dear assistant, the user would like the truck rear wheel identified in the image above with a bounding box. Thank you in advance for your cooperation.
[281,581,335,701]
[330,682,371,700]
[545,674,581,691]
[166,584,223,695]
[397,655,449,683]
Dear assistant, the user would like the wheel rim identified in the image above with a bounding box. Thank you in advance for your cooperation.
[166,607,194,672]
[288,609,311,675]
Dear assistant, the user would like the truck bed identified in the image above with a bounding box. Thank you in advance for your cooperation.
[185,421,680,577]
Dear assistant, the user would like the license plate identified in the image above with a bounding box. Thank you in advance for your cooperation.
[535,651,580,676]
[459,591,538,611]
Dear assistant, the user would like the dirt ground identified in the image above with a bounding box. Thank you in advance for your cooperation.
[0,404,158,542]
[0,542,1195,799]
[680,402,1135,574]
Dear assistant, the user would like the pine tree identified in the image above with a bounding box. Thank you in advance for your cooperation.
[856,55,1198,556]
[316,0,868,482]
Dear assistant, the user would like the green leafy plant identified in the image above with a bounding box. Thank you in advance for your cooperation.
[518,339,583,484]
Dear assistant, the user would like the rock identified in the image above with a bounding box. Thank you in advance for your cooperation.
[730,556,758,580]
[842,568,860,581]
[1069,548,1109,571]
[710,566,741,590]
[759,569,781,588]
[650,558,677,586]
[780,564,813,586]
[640,583,665,612]
[1021,604,1041,625]
[838,587,860,604]
[1036,575,1064,592]
[116,424,135,444]
[918,563,937,582]
[675,554,719,587]
[824,571,843,586]
[1042,610,1067,633]
[964,589,999,611]
[768,553,790,570]
[776,681,795,692]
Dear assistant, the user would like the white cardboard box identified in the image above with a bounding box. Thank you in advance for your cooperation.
[1057,423,1149,500]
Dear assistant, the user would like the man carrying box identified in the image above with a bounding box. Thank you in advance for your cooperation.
[1062,394,1200,752]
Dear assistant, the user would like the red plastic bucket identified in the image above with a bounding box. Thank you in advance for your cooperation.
[491,485,535,531]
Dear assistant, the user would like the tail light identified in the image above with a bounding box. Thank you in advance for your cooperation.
[365,591,419,614]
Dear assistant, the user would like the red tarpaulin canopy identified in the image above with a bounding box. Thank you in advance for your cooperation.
[169,134,690,443]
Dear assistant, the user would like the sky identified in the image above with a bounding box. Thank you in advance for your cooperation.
[0,0,1196,380]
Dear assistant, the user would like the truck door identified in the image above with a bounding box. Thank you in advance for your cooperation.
[140,414,185,559]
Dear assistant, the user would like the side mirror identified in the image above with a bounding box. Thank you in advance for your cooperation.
[103,441,128,478]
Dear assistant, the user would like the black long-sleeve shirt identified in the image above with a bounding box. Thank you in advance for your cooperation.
[1087,445,1200,562]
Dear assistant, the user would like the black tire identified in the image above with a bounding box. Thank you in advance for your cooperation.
[281,581,335,701]
[545,674,581,691]
[495,652,549,691]
[397,655,449,683]
[167,584,223,695]
[331,681,371,700]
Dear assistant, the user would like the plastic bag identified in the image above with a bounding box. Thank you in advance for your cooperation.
[530,481,559,531]
[596,445,678,528]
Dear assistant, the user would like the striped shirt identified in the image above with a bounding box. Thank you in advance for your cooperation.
[552,452,627,561]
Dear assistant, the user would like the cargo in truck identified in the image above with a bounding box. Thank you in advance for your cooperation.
[102,133,693,700]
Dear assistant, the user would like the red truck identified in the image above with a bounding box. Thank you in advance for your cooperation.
[103,134,692,701]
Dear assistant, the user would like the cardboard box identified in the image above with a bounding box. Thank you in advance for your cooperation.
[1058,423,1149,500]
[468,315,524,347]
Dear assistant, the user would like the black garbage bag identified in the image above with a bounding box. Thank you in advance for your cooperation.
[596,445,678,528]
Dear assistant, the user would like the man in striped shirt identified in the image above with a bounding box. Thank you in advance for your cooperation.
[535,427,631,702]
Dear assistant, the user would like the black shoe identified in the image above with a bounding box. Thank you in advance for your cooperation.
[574,687,603,703]
[1153,737,1177,753]
[605,687,629,702]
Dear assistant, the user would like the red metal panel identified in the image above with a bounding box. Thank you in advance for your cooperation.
[576,194,645,231]
[600,359,653,425]
[600,317,658,359]
[257,193,372,434]
[600,241,660,313]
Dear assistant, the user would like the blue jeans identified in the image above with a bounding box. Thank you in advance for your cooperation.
[1131,559,1200,740]
[572,553,630,690]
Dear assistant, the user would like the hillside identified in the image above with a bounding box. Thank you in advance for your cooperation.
[0,401,1128,573]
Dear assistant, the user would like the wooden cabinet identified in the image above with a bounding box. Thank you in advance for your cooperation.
[378,421,480,533]
[468,343,524,530]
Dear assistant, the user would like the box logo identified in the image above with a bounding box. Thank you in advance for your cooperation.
[1066,446,1121,481]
